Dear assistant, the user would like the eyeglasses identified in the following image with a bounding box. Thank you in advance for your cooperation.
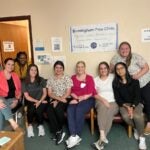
[116,66,125,71]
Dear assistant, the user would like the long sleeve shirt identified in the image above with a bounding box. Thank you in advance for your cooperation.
[113,79,141,107]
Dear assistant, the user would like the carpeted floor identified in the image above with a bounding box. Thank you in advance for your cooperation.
[24,120,150,150]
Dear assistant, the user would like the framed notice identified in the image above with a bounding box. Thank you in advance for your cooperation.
[70,23,118,52]
[3,41,14,52]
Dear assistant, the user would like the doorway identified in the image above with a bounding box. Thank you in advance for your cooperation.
[0,15,34,67]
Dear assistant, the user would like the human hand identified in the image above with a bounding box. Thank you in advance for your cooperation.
[10,99,18,109]
[127,107,133,119]
[102,99,110,108]
[34,101,41,108]
[51,100,58,108]
[132,73,140,80]
[69,99,78,104]
[41,100,47,104]
[60,98,67,103]
[0,100,6,109]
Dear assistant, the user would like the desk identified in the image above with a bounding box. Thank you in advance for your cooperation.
[0,131,24,150]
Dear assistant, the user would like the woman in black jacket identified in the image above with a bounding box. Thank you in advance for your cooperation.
[113,62,146,150]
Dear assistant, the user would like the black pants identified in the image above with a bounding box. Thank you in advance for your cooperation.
[27,102,46,125]
[46,102,67,134]
[141,82,150,121]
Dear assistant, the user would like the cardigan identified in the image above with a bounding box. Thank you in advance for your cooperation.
[0,71,21,98]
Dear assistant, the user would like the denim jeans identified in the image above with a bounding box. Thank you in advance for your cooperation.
[0,97,14,130]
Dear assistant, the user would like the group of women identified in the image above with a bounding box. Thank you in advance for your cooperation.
[0,41,149,150]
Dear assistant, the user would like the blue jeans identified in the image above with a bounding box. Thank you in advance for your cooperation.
[67,97,95,136]
[0,97,14,130]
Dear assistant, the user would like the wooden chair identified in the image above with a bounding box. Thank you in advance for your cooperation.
[90,109,132,137]
[85,108,95,135]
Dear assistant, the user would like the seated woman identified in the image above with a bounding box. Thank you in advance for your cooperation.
[46,61,72,145]
[113,62,147,150]
[93,61,119,150]
[66,61,96,149]
[14,51,29,80]
[0,58,21,131]
[22,64,47,138]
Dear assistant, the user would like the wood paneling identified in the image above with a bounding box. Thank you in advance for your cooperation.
[0,23,28,66]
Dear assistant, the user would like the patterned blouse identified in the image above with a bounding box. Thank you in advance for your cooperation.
[46,75,73,97]
[110,53,150,88]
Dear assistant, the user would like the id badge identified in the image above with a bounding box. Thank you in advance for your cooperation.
[80,82,86,88]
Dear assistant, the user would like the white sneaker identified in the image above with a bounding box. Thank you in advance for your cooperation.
[38,125,45,136]
[93,140,104,150]
[66,135,82,148]
[56,131,66,144]
[27,126,34,138]
[139,137,147,150]
[101,138,109,144]
[133,128,139,140]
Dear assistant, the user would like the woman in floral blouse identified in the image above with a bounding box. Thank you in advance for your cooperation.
[46,61,73,145]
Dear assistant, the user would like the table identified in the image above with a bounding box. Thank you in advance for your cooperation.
[0,131,24,150]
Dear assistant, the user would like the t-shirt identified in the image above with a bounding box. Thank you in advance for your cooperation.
[110,53,150,88]
[94,74,115,103]
[5,77,16,99]
[22,77,46,101]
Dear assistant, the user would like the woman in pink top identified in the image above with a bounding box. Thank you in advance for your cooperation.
[0,58,21,131]
[66,61,96,149]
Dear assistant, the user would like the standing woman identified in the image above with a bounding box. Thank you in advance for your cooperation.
[93,62,118,150]
[113,62,146,150]
[0,58,21,131]
[110,41,150,135]
[14,51,28,80]
[22,64,47,137]
[66,61,96,149]
[46,61,73,145]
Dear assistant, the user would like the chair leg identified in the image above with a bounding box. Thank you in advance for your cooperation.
[90,108,94,135]
[24,106,28,129]
[128,125,132,138]
[15,112,18,123]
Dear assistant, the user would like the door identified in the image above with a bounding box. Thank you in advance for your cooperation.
[0,15,34,67]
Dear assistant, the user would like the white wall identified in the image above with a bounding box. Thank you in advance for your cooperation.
[0,0,150,78]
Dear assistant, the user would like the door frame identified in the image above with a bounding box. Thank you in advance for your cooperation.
[0,15,34,63]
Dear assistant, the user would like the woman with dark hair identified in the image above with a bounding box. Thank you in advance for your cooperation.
[14,51,28,80]
[110,41,150,135]
[46,60,73,145]
[113,62,146,150]
[22,64,47,138]
[0,58,21,131]
[93,61,118,150]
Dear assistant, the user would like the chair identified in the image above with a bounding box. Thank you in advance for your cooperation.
[85,108,95,135]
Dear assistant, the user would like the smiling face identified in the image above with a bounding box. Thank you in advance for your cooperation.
[76,62,86,75]
[116,64,126,78]
[18,53,27,66]
[4,59,15,73]
[29,66,38,78]
[54,64,64,76]
[99,63,109,78]
[119,43,131,58]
